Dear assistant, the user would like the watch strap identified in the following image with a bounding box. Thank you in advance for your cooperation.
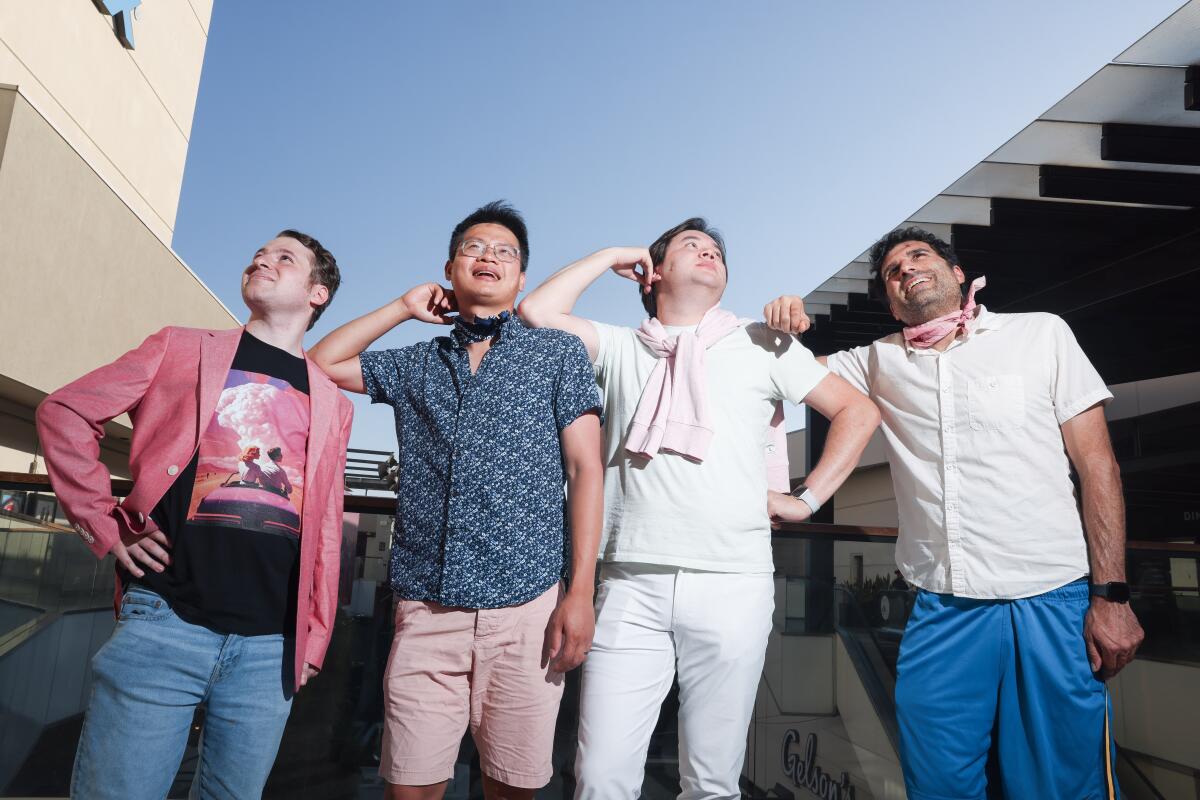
[792,486,821,516]
[1089,581,1131,603]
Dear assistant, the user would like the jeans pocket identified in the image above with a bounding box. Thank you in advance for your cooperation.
[118,588,175,622]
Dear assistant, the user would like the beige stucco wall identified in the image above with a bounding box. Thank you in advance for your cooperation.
[0,87,236,405]
[0,0,212,243]
[0,4,232,477]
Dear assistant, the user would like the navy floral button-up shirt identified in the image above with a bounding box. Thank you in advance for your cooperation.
[360,315,601,608]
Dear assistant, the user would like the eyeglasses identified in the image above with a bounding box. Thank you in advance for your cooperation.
[459,238,521,263]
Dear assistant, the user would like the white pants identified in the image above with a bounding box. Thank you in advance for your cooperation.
[574,563,774,800]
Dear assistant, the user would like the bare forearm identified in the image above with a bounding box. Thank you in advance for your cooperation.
[309,299,411,367]
[803,401,879,505]
[564,463,603,598]
[1062,407,1128,584]
[1080,459,1127,583]
[521,250,615,319]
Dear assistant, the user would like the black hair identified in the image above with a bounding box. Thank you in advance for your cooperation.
[867,226,959,301]
[448,200,530,272]
[641,217,727,318]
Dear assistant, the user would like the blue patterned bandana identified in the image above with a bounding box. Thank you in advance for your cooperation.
[453,310,513,345]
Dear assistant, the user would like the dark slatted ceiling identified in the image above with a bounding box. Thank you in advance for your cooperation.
[1039,164,1200,207]
[1100,123,1200,167]
[803,59,1200,387]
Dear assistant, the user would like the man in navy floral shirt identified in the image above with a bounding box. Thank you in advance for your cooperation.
[310,202,602,799]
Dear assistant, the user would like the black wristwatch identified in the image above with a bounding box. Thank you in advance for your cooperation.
[1089,582,1131,603]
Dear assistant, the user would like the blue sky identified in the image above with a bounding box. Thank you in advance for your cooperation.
[173,1,1186,451]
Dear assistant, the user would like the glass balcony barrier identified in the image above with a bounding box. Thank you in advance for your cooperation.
[1,474,1196,798]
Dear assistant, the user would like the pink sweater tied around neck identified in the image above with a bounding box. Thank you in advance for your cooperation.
[628,306,791,492]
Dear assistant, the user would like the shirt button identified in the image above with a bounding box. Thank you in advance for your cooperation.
[942,385,951,393]
[946,464,956,471]
[167,465,179,476]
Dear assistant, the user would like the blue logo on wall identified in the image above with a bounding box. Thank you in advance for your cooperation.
[96,0,142,49]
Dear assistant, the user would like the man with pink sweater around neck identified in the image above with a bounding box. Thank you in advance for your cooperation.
[519,217,879,799]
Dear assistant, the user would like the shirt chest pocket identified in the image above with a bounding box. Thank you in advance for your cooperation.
[967,374,1025,431]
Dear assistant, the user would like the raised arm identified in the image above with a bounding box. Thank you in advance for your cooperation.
[1062,405,1143,678]
[308,283,456,393]
[518,247,653,360]
[768,373,879,525]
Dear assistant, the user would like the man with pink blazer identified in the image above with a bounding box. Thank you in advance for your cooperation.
[36,230,353,799]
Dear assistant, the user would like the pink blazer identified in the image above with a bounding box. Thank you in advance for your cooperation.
[36,326,354,691]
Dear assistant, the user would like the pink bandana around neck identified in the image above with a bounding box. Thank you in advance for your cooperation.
[628,307,790,485]
[902,276,987,349]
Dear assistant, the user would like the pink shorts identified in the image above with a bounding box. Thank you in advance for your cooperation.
[379,583,565,788]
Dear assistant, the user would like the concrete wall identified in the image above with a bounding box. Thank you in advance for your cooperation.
[0,88,236,473]
[0,88,236,399]
[0,4,234,476]
[0,0,213,243]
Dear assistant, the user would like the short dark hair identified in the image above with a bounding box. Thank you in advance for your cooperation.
[449,200,530,272]
[277,229,340,331]
[868,226,959,301]
[267,446,283,461]
[641,217,728,318]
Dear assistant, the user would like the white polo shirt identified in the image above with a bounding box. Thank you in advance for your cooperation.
[826,309,1111,599]
[591,320,829,573]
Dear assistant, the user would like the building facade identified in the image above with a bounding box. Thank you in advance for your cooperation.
[0,0,235,477]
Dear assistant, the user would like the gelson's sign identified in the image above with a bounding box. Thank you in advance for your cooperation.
[781,730,856,800]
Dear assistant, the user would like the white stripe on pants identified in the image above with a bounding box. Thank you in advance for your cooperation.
[574,563,774,800]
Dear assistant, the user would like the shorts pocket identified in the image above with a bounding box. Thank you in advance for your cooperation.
[968,374,1026,431]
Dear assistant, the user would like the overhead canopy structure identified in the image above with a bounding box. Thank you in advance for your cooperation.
[801,1,1200,388]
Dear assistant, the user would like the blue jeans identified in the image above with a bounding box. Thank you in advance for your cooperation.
[895,579,1118,800]
[72,586,294,799]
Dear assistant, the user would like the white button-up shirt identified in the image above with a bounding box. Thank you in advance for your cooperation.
[827,309,1112,599]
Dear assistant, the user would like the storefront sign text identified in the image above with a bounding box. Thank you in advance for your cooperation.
[781,730,856,800]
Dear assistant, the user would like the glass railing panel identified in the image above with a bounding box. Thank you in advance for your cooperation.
[0,528,116,621]
[0,475,1193,798]
[1128,548,1200,665]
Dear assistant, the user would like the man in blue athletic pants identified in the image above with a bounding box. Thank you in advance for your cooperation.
[766,227,1144,799]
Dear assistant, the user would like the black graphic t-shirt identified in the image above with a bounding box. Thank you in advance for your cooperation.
[129,331,311,636]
